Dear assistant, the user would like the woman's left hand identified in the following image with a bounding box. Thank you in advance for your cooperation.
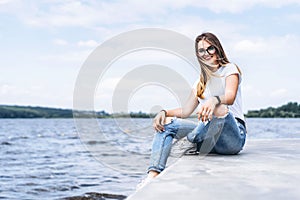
[197,97,218,122]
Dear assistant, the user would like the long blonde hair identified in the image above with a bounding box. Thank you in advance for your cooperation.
[195,32,240,99]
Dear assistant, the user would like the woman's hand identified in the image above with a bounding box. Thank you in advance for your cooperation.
[197,97,219,122]
[152,110,166,132]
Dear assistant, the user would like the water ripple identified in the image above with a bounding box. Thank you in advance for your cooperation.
[1,118,299,199]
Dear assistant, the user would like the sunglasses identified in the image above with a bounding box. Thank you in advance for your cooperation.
[197,45,216,56]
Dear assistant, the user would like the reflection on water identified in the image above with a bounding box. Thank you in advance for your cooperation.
[0,118,299,199]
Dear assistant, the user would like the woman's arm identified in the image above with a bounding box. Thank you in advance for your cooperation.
[165,90,199,118]
[153,90,199,132]
[197,74,239,122]
[218,74,239,105]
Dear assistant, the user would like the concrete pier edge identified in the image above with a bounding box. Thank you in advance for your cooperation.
[127,138,300,200]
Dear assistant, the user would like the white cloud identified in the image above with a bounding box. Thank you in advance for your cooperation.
[0,84,17,95]
[25,1,100,27]
[77,40,99,48]
[232,34,300,59]
[0,80,74,109]
[0,0,299,112]
[53,38,68,46]
[192,0,300,13]
[39,50,92,63]
[270,88,288,97]
[230,34,300,111]
[242,84,263,97]
[2,0,300,28]
[286,13,300,22]
[234,39,267,53]
[0,0,12,5]
[0,83,41,96]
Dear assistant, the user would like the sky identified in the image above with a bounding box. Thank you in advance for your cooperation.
[1,0,300,114]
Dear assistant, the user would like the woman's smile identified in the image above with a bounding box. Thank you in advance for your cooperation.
[197,40,218,65]
[203,54,213,61]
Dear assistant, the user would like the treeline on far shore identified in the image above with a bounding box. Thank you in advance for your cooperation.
[244,102,300,118]
[0,102,299,118]
[0,105,155,118]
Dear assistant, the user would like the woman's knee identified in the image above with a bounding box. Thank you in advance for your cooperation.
[164,117,174,125]
[161,117,178,134]
[187,132,196,143]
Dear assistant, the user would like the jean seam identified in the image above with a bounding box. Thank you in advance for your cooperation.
[157,133,167,170]
[155,130,175,172]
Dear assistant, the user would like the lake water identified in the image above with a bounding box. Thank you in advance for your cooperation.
[0,118,299,199]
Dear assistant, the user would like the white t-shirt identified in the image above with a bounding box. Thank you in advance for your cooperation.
[193,63,244,120]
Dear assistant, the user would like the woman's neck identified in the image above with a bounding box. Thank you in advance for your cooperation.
[209,64,221,72]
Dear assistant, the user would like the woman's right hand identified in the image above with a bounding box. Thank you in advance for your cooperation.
[152,110,166,132]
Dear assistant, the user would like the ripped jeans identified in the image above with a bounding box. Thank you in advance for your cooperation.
[148,113,246,173]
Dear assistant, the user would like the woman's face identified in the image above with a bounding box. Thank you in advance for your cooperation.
[197,39,218,66]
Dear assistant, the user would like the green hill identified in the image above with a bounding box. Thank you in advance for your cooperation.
[0,101,299,118]
[245,102,300,118]
[0,105,140,118]
[0,105,112,118]
[0,105,74,118]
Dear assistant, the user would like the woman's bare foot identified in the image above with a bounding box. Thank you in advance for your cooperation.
[136,171,159,190]
[147,170,159,178]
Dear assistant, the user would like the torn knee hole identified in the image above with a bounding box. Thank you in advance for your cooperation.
[213,105,229,118]
[164,117,174,125]
[215,112,229,118]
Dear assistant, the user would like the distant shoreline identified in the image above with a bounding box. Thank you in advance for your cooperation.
[0,102,299,118]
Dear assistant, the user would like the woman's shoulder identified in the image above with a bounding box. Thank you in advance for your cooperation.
[223,62,238,69]
[222,62,242,83]
[222,63,240,73]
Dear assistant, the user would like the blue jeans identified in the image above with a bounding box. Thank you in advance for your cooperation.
[148,113,246,173]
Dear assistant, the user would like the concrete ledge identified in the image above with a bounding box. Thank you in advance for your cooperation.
[127,139,300,200]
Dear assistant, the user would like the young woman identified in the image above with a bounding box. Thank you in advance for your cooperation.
[140,32,246,186]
